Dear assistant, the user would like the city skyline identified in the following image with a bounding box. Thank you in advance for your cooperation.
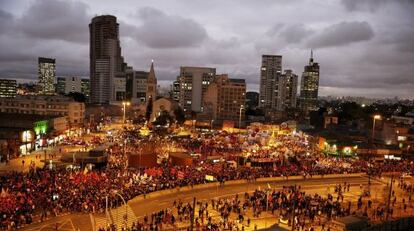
[1,0,414,98]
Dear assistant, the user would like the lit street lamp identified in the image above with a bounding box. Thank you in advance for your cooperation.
[368,114,381,188]
[372,114,381,142]
[122,101,131,124]
[239,105,244,129]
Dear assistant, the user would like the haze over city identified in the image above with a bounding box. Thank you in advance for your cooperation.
[1,0,413,98]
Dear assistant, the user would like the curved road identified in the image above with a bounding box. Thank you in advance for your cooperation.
[21,174,382,231]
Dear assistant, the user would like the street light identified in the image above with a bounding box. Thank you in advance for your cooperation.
[372,115,381,142]
[368,114,381,188]
[122,101,131,124]
[239,105,244,129]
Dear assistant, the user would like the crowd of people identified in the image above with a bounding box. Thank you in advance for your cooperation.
[1,128,414,230]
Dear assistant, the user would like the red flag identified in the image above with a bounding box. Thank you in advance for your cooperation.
[177,171,185,179]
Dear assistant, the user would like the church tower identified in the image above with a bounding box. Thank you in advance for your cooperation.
[146,60,157,103]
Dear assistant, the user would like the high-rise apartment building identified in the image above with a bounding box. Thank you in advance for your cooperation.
[89,15,124,104]
[259,55,283,111]
[178,66,216,112]
[38,57,56,94]
[300,51,320,113]
[204,74,246,126]
[0,79,17,98]
[280,70,298,109]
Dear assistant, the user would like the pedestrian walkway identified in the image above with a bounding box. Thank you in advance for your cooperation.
[95,204,137,230]
[0,146,60,173]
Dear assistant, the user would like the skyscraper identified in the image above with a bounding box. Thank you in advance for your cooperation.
[300,50,320,113]
[259,55,283,111]
[38,57,56,94]
[178,67,216,112]
[146,61,157,103]
[89,15,123,104]
[280,70,298,109]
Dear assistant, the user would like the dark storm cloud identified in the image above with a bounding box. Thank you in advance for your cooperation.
[17,0,90,43]
[340,0,390,12]
[279,24,313,44]
[0,9,13,33]
[307,21,374,48]
[1,0,413,98]
[129,7,208,48]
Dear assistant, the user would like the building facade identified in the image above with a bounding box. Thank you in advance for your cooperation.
[81,79,90,99]
[89,15,124,104]
[56,76,82,95]
[132,71,148,104]
[203,74,246,126]
[259,55,283,111]
[300,51,320,113]
[280,69,298,109]
[0,95,85,126]
[38,57,56,94]
[172,77,180,102]
[0,79,17,98]
[179,66,216,112]
[245,91,259,110]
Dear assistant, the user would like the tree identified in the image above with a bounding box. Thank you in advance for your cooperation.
[152,110,172,126]
[145,97,153,122]
[174,107,186,125]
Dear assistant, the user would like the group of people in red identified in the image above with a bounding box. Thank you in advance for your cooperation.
[1,131,413,230]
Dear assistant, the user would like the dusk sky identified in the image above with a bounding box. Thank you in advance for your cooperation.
[1,0,413,98]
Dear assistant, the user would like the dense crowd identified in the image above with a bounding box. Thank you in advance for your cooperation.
[1,130,414,229]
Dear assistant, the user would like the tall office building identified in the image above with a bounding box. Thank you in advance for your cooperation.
[146,61,157,103]
[300,50,320,113]
[179,66,216,112]
[89,15,123,104]
[204,74,246,126]
[38,57,56,94]
[0,79,17,98]
[280,70,298,109]
[259,55,283,111]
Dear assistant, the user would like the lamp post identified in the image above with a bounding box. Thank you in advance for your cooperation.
[122,101,130,124]
[372,115,381,143]
[368,114,381,187]
[239,105,244,129]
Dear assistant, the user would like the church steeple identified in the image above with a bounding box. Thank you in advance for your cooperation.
[147,59,156,84]
[146,60,157,103]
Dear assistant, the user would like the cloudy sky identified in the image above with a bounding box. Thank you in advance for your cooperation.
[1,0,413,98]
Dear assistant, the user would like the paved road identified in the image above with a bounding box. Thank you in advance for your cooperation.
[21,175,385,231]
[128,175,371,218]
